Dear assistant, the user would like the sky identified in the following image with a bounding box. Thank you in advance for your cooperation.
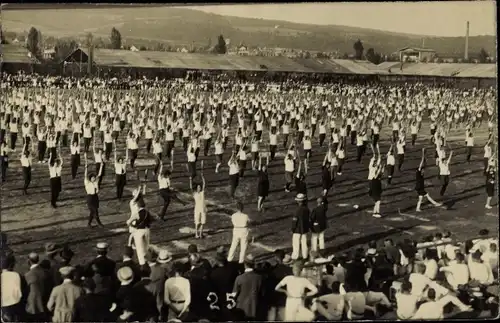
[184,2,496,37]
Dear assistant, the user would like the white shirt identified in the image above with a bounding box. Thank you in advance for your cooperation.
[408,273,431,297]
[158,176,170,189]
[387,154,395,165]
[440,263,469,290]
[85,180,99,195]
[269,134,278,145]
[303,139,312,150]
[214,142,223,155]
[70,145,80,155]
[438,161,450,175]
[20,155,32,167]
[395,293,419,319]
[49,165,62,178]
[285,158,294,172]
[468,261,494,285]
[231,211,249,229]
[412,301,445,320]
[115,163,126,174]
[1,270,22,307]
[228,161,239,175]
[275,275,318,298]
[193,191,205,211]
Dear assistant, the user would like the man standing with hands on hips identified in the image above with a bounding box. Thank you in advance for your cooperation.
[291,193,310,260]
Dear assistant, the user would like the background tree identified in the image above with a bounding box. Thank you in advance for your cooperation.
[353,39,364,60]
[365,47,382,64]
[0,26,7,44]
[478,48,489,63]
[27,27,40,55]
[54,38,78,62]
[84,32,93,48]
[214,34,227,54]
[110,27,122,49]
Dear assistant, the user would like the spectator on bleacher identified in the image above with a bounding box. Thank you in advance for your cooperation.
[481,243,498,278]
[421,248,440,280]
[439,252,470,291]
[412,288,471,320]
[468,250,494,286]
[383,239,401,276]
[232,254,265,321]
[343,249,368,293]
[395,281,419,320]
[313,281,345,320]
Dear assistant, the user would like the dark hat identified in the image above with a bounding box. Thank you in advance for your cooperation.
[60,246,74,261]
[146,250,158,263]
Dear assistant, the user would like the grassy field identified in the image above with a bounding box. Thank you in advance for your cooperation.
[1,111,498,273]
[2,6,496,54]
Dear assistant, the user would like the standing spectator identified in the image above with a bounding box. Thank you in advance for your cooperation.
[40,242,61,286]
[114,266,136,321]
[267,250,293,321]
[344,249,368,293]
[25,252,52,322]
[131,265,159,321]
[383,238,401,276]
[47,267,84,323]
[187,244,211,272]
[163,262,191,321]
[275,262,318,321]
[1,254,26,322]
[116,246,141,285]
[209,251,240,320]
[232,254,265,321]
[157,250,174,278]
[86,242,116,278]
[291,193,310,260]
[72,279,112,322]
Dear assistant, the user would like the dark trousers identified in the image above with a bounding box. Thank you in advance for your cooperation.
[105,142,112,160]
[204,138,212,156]
[87,194,102,226]
[83,137,91,153]
[146,139,152,154]
[466,146,473,162]
[154,153,162,174]
[283,134,289,149]
[116,174,126,199]
[411,134,417,146]
[71,154,80,179]
[50,177,61,207]
[38,141,47,162]
[270,145,277,160]
[22,166,31,192]
[10,132,18,150]
[319,133,326,147]
[0,156,8,182]
[229,173,239,197]
[440,175,449,196]
[387,165,395,184]
[130,149,138,169]
[397,154,405,171]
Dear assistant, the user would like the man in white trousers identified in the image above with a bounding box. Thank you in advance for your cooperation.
[275,262,318,321]
[291,193,310,260]
[227,201,251,263]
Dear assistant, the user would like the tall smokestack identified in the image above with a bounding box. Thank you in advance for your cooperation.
[465,21,469,60]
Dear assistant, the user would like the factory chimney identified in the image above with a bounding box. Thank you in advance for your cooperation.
[465,21,469,61]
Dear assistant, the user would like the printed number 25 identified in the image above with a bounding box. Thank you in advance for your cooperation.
[226,293,236,309]
[207,292,220,310]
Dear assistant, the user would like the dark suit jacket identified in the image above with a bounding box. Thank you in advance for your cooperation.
[40,256,61,286]
[310,205,327,233]
[232,270,265,320]
[87,256,116,278]
[25,265,52,315]
[72,293,112,322]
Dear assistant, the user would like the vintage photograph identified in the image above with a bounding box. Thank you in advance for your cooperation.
[0,1,498,321]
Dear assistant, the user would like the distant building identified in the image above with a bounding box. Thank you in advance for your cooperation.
[43,48,56,59]
[398,47,436,62]
[180,47,189,53]
[130,45,139,52]
[237,45,249,56]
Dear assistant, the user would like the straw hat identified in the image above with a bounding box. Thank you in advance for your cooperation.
[117,266,134,285]
[282,254,293,266]
[295,193,306,202]
[45,242,60,255]
[59,266,75,277]
[157,250,173,264]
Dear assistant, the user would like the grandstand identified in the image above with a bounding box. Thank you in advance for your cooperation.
[0,44,496,87]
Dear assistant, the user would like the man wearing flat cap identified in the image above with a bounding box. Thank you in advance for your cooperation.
[47,266,84,323]
[232,254,265,320]
[25,252,52,322]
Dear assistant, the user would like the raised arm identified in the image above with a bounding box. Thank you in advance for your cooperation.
[113,139,117,163]
[84,153,88,182]
[447,150,453,164]
[418,148,425,170]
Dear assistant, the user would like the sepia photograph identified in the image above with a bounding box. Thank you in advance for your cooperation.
[0,1,498,321]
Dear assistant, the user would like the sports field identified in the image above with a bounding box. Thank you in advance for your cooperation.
[1,118,498,272]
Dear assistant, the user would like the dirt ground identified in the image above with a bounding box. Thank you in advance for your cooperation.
[1,121,498,272]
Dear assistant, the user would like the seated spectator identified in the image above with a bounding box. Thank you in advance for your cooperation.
[395,280,419,319]
[439,252,470,291]
[422,248,439,280]
[383,239,401,276]
[343,249,368,293]
[471,229,498,253]
[412,288,472,319]
[481,243,498,278]
[313,281,345,320]
[341,283,374,320]
[408,263,448,299]
[468,250,494,286]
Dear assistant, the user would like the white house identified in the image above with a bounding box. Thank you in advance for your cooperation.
[180,47,189,53]
[130,45,139,52]
[43,48,56,59]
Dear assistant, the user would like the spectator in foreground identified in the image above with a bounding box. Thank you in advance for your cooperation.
[412,288,472,319]
[314,281,345,320]
[72,278,112,322]
[232,254,264,321]
[25,252,52,322]
[47,266,84,323]
[1,254,26,322]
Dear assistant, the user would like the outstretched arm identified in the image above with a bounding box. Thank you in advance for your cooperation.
[418,148,425,171]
